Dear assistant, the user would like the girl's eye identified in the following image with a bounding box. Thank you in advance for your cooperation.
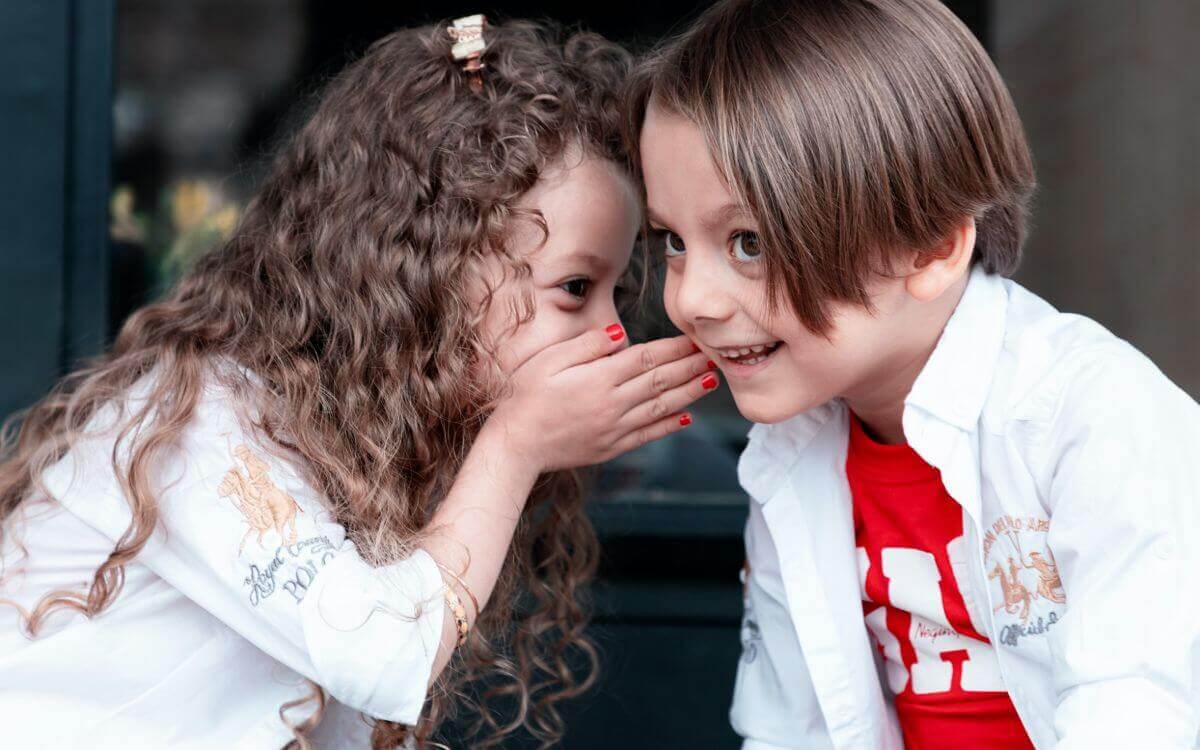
[662,231,686,257]
[731,231,762,262]
[560,278,592,299]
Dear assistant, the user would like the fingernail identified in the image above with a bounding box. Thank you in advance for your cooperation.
[679,413,692,427]
[706,360,717,370]
[606,324,625,342]
[701,373,719,390]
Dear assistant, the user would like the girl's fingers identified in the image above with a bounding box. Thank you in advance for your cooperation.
[617,351,714,408]
[603,335,699,385]
[537,324,629,374]
[620,370,718,431]
[611,410,695,457]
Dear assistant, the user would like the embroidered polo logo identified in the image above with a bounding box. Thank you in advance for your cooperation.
[983,515,1066,644]
[217,444,300,553]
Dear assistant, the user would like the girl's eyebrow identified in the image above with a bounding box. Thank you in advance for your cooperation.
[554,247,612,275]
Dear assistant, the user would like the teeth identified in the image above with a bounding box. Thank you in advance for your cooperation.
[717,342,781,362]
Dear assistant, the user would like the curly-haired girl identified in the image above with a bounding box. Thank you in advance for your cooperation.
[0,17,718,749]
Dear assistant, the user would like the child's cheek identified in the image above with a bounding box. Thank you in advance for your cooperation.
[660,273,690,336]
[492,324,539,376]
[494,310,580,376]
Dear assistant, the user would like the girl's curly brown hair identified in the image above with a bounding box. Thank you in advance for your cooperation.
[0,18,632,749]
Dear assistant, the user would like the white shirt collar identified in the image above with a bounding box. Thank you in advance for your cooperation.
[740,266,1008,502]
[904,265,1009,431]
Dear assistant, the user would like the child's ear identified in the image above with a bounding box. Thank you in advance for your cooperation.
[904,216,976,302]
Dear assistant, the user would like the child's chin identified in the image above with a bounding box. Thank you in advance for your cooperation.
[730,390,815,426]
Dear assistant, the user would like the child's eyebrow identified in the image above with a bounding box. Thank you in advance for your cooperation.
[701,203,754,232]
[645,203,753,231]
[558,248,613,274]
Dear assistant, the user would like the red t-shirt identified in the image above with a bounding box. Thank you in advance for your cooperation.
[847,414,1033,749]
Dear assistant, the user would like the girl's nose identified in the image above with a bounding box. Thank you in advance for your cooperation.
[671,251,736,325]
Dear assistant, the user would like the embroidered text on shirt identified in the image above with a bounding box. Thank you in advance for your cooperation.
[243,535,338,606]
[998,612,1060,648]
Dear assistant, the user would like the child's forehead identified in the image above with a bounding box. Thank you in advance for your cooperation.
[639,109,754,231]
[506,156,638,271]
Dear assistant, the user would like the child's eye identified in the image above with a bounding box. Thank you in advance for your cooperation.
[731,231,761,262]
[662,230,686,257]
[560,278,593,299]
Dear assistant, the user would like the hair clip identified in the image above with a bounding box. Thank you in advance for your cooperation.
[448,14,488,92]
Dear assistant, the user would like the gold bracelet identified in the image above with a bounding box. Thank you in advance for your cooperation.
[435,562,480,620]
[443,586,470,647]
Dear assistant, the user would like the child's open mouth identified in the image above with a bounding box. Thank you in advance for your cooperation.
[715,341,782,367]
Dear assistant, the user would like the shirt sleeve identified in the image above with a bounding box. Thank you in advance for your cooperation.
[730,500,836,750]
[38,389,446,726]
[1040,344,1200,748]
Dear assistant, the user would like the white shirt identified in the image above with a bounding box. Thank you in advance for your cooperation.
[731,267,1200,749]
[0,365,445,748]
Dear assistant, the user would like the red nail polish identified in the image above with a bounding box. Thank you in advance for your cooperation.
[606,324,625,342]
[706,360,717,370]
[702,373,718,390]
[679,413,692,427]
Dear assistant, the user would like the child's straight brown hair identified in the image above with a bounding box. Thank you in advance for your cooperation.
[625,0,1037,333]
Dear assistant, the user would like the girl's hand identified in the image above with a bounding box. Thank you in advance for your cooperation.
[485,325,717,474]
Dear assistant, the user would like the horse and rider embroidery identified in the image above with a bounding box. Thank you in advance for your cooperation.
[217,443,300,553]
[989,558,1033,622]
[983,515,1066,626]
[1024,551,1066,604]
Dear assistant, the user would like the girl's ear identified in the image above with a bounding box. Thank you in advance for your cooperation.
[904,216,977,302]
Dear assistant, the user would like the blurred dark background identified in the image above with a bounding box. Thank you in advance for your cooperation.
[1,1,1195,748]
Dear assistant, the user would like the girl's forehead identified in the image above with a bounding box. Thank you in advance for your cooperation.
[513,156,638,269]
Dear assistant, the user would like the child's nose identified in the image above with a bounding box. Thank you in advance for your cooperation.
[585,302,628,348]
[672,251,735,325]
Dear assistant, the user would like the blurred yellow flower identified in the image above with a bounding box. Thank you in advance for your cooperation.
[171,181,214,233]
[209,205,240,239]
[109,178,244,290]
[111,185,134,218]
[109,184,145,243]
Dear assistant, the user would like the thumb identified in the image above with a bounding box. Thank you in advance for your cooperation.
[540,323,627,373]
